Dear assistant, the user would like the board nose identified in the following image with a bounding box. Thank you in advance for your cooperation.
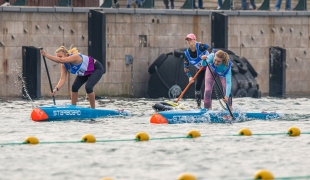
[150,113,168,124]
[31,108,49,121]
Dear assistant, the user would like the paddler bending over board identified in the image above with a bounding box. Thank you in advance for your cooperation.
[201,50,233,111]
[40,46,104,109]
[184,33,212,108]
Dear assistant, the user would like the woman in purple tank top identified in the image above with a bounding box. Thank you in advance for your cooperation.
[40,46,104,109]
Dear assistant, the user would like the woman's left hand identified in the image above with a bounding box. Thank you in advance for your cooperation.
[201,55,207,60]
[40,49,46,56]
[51,89,56,96]
[222,96,229,103]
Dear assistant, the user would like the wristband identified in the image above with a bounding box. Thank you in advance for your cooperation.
[186,71,192,78]
[55,87,59,91]
[202,60,207,67]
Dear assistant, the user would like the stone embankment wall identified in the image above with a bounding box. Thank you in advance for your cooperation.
[0,7,309,98]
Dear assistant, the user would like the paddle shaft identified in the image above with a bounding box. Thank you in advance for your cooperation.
[176,67,204,103]
[206,63,234,119]
[41,48,56,105]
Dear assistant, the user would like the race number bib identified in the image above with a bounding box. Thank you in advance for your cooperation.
[194,61,202,69]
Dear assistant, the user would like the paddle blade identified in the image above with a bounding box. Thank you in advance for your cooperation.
[31,108,49,121]
[150,113,168,124]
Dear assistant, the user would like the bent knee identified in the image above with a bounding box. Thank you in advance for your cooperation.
[85,86,93,94]
[71,85,79,92]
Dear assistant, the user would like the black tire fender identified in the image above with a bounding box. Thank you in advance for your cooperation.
[148,53,169,74]
[231,75,238,96]
[239,56,258,78]
[231,55,248,74]
[247,88,261,98]
[174,48,187,58]
[234,88,248,98]
[229,56,239,74]
[247,88,258,98]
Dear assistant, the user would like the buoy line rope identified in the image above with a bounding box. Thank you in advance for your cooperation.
[0,127,308,146]
[241,175,310,180]
[0,136,193,146]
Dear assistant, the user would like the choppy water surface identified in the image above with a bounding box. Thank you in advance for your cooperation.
[0,97,310,180]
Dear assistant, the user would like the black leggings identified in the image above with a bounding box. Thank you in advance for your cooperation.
[195,69,206,91]
[194,69,206,107]
[72,61,104,94]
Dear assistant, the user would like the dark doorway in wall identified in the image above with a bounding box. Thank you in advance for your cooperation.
[22,46,41,99]
[269,46,286,97]
[88,9,107,74]
[211,12,228,49]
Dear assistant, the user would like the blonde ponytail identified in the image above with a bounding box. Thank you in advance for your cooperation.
[68,46,79,55]
[55,45,79,56]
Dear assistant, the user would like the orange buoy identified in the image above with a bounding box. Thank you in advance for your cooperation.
[150,113,168,124]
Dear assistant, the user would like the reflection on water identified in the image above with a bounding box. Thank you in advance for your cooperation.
[0,97,310,180]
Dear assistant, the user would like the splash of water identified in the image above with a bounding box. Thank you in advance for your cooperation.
[12,60,35,109]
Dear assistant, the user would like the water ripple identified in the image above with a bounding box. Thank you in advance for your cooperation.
[0,97,310,180]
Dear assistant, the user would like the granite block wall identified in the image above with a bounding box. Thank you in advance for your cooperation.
[0,8,309,98]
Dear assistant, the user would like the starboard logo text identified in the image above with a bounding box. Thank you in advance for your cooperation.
[53,110,81,116]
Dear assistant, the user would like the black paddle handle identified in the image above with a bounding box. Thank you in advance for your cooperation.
[206,63,234,119]
[40,47,56,105]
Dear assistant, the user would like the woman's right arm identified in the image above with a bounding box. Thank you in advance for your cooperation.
[184,55,194,84]
[184,55,191,76]
[51,64,67,95]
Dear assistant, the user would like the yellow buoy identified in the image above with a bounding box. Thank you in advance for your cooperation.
[177,173,197,180]
[24,136,39,144]
[81,134,96,143]
[254,169,274,180]
[101,178,113,180]
[187,130,201,138]
[287,126,301,136]
[238,128,252,136]
[135,132,149,141]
